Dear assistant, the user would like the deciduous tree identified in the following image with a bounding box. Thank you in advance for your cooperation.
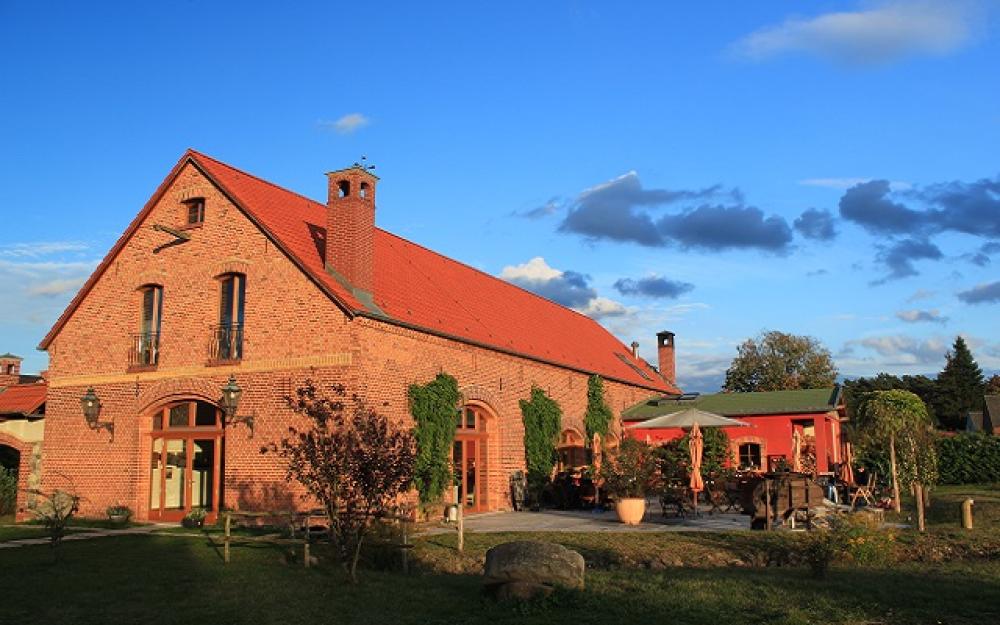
[854,389,935,517]
[723,330,838,392]
[264,381,415,583]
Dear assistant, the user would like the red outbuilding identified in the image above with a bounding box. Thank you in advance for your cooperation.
[624,387,847,474]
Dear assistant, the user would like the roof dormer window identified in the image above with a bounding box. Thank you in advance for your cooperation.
[184,198,205,225]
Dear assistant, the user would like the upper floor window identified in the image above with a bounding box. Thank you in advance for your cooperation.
[213,274,245,361]
[132,285,163,367]
[184,198,205,225]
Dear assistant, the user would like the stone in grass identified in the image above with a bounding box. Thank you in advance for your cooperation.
[483,541,585,601]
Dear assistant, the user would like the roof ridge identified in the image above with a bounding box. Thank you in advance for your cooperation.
[188,149,327,211]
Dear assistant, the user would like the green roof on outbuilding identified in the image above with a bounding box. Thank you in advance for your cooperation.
[623,386,843,422]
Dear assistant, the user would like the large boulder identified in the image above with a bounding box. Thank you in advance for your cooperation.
[483,541,585,600]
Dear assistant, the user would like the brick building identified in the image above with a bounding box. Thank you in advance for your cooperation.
[37,150,678,522]
[0,353,46,519]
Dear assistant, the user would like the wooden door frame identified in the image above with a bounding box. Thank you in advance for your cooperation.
[453,405,490,514]
[147,400,223,523]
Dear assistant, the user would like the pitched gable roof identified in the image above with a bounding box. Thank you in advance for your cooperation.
[624,386,843,422]
[40,150,675,393]
[0,382,46,417]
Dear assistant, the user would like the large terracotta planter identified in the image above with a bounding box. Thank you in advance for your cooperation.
[615,497,646,525]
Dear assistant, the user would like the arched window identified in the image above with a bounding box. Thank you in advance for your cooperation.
[132,285,163,367]
[213,274,245,361]
[359,182,369,198]
[738,442,763,470]
[337,180,350,198]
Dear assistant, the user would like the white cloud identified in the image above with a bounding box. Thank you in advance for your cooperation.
[320,113,370,135]
[576,297,628,319]
[0,242,89,258]
[896,308,948,324]
[733,2,979,65]
[26,277,87,298]
[500,257,563,283]
[799,177,910,190]
[907,288,936,302]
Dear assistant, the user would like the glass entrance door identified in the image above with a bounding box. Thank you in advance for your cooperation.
[453,406,489,513]
[149,400,223,522]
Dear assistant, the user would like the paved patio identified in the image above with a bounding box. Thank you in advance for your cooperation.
[429,504,749,534]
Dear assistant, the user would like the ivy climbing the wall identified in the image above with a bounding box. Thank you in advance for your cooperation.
[520,386,562,491]
[584,375,614,442]
[408,373,460,504]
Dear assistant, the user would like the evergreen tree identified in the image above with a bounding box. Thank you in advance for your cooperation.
[934,336,985,430]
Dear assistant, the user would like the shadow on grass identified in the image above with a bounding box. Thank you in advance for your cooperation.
[2,533,999,625]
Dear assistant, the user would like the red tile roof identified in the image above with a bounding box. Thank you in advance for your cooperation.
[41,150,676,393]
[0,383,46,417]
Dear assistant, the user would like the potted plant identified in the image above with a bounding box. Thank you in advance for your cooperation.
[182,508,208,529]
[600,438,658,525]
[106,504,132,526]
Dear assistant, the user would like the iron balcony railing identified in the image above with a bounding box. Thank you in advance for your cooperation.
[129,332,160,367]
[210,323,244,362]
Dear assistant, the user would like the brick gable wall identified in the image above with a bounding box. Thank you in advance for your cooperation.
[40,163,657,519]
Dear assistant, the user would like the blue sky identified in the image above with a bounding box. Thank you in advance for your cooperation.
[1,1,998,390]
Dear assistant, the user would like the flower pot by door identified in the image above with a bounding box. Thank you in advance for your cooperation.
[615,498,646,525]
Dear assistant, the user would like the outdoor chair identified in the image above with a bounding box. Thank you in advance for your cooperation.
[706,479,727,515]
[660,482,694,518]
[849,471,878,510]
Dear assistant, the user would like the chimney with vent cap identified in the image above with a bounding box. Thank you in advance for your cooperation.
[656,331,676,386]
[0,353,22,388]
[326,164,378,296]
[630,341,639,358]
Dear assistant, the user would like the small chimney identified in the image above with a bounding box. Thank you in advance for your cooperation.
[656,331,676,386]
[630,341,639,358]
[325,164,379,296]
[0,353,22,387]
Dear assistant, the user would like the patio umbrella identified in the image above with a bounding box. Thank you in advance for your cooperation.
[627,408,750,430]
[791,428,803,472]
[592,433,602,505]
[840,442,855,485]
[689,422,704,510]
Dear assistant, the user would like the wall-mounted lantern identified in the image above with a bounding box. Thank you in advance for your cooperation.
[80,386,114,441]
[220,375,255,437]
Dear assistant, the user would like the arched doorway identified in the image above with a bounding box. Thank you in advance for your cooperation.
[453,405,490,513]
[148,400,223,522]
[0,444,19,517]
[557,428,587,471]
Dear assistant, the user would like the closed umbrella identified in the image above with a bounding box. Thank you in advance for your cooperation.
[689,422,704,511]
[840,442,855,486]
[792,428,803,473]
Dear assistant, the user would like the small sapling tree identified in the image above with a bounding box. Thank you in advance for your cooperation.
[264,381,415,582]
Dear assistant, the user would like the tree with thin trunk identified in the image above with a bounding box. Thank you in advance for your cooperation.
[854,389,935,517]
[264,381,415,583]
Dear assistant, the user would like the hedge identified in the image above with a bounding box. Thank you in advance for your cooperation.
[935,433,1000,484]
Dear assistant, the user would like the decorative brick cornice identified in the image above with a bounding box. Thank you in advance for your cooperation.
[46,353,352,389]
[212,258,253,278]
[459,384,499,412]
[135,378,222,414]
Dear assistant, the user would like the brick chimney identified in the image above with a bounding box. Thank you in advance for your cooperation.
[0,353,22,387]
[326,164,378,296]
[656,331,676,386]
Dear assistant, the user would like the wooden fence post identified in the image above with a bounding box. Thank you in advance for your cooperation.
[457,504,464,553]
[223,512,231,564]
[961,499,974,530]
[303,512,311,568]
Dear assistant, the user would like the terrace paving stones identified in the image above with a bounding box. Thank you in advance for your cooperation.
[426,503,748,535]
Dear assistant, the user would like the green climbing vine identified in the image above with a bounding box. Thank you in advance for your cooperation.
[584,375,614,442]
[408,373,461,504]
[520,386,562,490]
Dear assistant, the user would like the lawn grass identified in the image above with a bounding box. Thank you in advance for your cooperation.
[1,530,998,625]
